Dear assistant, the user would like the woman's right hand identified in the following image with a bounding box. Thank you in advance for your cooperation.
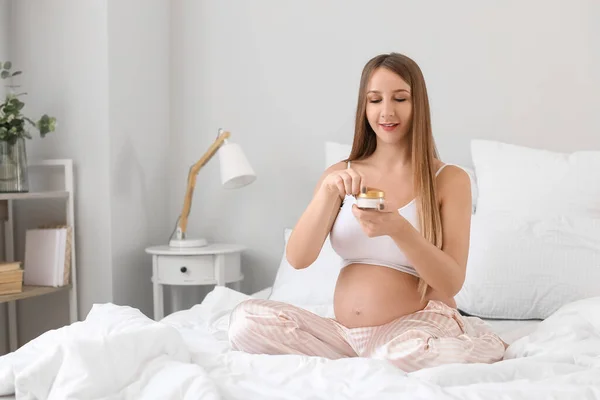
[320,166,365,199]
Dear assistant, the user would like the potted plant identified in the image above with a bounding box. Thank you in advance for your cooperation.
[0,61,56,192]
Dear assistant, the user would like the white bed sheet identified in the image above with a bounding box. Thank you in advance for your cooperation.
[484,319,541,344]
[0,287,598,399]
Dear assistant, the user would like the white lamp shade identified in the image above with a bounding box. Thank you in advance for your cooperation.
[218,142,256,189]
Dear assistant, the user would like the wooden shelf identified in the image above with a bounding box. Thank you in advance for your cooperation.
[0,284,72,304]
[0,191,69,201]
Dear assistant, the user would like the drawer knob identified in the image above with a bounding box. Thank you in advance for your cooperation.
[180,266,187,273]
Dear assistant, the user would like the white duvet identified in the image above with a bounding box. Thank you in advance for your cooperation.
[0,287,599,400]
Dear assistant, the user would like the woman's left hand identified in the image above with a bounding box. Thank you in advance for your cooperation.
[352,204,408,238]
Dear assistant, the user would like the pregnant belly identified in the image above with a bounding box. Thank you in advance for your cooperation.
[333,263,455,328]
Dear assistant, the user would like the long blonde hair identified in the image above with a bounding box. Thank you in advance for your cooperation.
[346,53,442,300]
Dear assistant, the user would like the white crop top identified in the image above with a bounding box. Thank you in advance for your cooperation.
[329,162,450,277]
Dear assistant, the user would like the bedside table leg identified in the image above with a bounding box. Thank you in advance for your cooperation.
[171,286,182,314]
[215,254,225,286]
[153,281,164,320]
[152,255,164,320]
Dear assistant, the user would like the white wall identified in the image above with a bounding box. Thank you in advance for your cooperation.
[5,0,170,348]
[9,0,112,346]
[0,0,11,354]
[2,0,599,350]
[0,0,9,99]
[170,0,600,295]
[107,0,171,317]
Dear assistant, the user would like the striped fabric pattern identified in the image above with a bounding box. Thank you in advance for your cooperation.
[228,299,506,372]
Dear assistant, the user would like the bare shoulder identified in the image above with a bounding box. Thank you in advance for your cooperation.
[325,160,349,173]
[313,161,348,194]
[436,164,472,204]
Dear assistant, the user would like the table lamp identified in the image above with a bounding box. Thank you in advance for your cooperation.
[169,128,256,248]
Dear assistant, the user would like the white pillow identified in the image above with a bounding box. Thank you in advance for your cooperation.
[269,228,343,307]
[457,140,600,319]
[325,141,479,213]
[455,212,600,320]
[471,140,600,218]
[325,141,352,169]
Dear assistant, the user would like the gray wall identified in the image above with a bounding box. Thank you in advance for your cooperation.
[170,0,600,297]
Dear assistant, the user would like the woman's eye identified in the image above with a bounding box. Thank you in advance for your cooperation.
[368,98,406,103]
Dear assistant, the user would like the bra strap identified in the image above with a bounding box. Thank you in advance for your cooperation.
[435,163,451,177]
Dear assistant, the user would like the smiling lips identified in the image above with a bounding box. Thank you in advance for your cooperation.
[379,123,399,132]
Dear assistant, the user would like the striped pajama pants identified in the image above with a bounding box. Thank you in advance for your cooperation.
[228,299,506,372]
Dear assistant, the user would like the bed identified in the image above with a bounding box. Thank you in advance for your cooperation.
[0,286,598,399]
[1,140,599,399]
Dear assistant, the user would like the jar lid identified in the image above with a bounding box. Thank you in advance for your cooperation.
[357,188,385,199]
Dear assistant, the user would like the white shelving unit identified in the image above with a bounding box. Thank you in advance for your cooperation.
[0,159,78,352]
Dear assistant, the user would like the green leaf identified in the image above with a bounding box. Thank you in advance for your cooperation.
[3,61,11,70]
[0,70,9,79]
[13,99,24,111]
[37,115,57,137]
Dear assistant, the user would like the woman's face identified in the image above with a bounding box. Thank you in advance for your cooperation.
[365,67,413,145]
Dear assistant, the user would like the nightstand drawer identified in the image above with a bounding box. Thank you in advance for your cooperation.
[156,255,214,284]
[147,243,246,320]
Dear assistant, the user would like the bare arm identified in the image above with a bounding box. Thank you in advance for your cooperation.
[286,161,363,269]
[390,166,472,297]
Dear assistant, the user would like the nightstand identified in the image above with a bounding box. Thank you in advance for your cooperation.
[145,243,245,320]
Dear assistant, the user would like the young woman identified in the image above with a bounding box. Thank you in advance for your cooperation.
[228,52,506,372]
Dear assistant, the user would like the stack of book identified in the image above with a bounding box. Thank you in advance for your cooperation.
[0,261,24,295]
[24,226,72,287]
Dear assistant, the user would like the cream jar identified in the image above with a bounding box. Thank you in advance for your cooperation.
[356,188,385,210]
